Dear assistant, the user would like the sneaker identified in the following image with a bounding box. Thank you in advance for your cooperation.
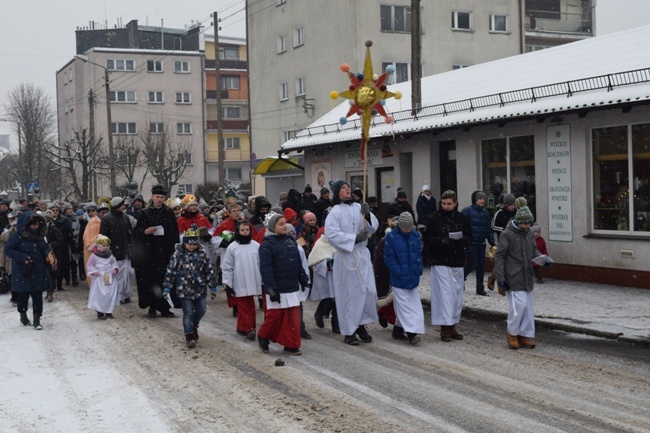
[237,329,249,337]
[344,335,360,346]
[97,312,107,320]
[258,335,270,353]
[283,347,302,356]
[186,332,197,348]
[105,313,114,319]
[160,310,175,318]
[518,336,536,349]
[246,330,256,341]
[301,330,312,340]
[476,289,489,297]
[391,326,408,341]
[378,317,388,328]
[536,277,544,284]
[408,334,421,346]
[355,325,373,343]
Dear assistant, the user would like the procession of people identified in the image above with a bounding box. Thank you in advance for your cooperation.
[2,180,547,352]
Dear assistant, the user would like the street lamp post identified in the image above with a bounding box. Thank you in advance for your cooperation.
[75,54,116,197]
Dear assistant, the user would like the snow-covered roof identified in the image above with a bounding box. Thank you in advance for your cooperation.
[282,25,650,151]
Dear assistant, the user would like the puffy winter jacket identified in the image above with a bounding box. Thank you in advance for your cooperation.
[4,212,51,293]
[461,204,495,246]
[259,233,309,294]
[423,209,472,268]
[383,228,423,290]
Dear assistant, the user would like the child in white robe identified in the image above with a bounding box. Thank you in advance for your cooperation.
[86,234,119,319]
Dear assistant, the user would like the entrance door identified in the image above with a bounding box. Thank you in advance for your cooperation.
[376,167,395,222]
[439,140,457,194]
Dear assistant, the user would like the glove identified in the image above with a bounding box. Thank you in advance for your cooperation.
[326,258,334,270]
[300,282,310,292]
[355,230,368,244]
[201,234,212,242]
[360,202,370,216]
[266,287,281,303]
[497,281,506,297]
[543,262,553,269]
[219,239,230,249]
[210,287,217,300]
[224,284,235,297]
[163,287,171,296]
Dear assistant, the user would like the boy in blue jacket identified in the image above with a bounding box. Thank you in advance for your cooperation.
[461,190,495,296]
[383,212,424,345]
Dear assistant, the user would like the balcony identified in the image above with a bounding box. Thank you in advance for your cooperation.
[206,89,249,101]
[205,59,248,70]
[207,120,249,131]
[525,11,592,34]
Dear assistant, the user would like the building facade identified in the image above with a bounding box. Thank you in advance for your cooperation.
[247,0,594,195]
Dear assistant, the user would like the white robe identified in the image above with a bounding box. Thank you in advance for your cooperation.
[87,253,119,314]
[114,257,132,302]
[221,241,263,297]
[325,202,379,336]
[506,291,535,338]
[309,259,335,301]
[392,286,425,334]
[430,266,464,326]
[297,244,310,302]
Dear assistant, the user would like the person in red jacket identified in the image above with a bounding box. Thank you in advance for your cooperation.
[177,195,212,236]
[531,223,548,283]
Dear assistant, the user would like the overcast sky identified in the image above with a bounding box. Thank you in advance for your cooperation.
[0,0,648,139]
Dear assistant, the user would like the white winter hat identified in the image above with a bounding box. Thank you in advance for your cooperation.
[422,184,431,192]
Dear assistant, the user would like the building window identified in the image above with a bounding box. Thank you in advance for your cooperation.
[527,0,561,20]
[481,135,536,215]
[295,77,305,97]
[592,123,650,233]
[149,122,165,134]
[225,137,240,149]
[279,82,289,101]
[380,5,412,33]
[219,47,239,60]
[451,11,472,31]
[184,153,193,165]
[221,76,240,90]
[227,168,242,180]
[281,131,292,143]
[452,64,471,70]
[109,90,136,103]
[489,14,508,32]
[177,184,193,194]
[381,62,409,84]
[277,35,287,54]
[112,122,137,135]
[293,27,304,47]
[175,92,191,104]
[174,61,190,73]
[222,106,241,119]
[148,91,164,104]
[147,60,163,72]
[106,59,135,71]
[177,122,192,134]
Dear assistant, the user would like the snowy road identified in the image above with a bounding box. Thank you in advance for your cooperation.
[1,286,648,433]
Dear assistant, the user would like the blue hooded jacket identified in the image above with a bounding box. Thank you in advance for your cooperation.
[4,211,51,293]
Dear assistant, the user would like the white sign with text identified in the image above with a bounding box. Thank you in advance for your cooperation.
[344,149,383,168]
[547,124,572,242]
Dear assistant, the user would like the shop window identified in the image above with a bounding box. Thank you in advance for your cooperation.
[592,123,650,233]
[481,135,536,215]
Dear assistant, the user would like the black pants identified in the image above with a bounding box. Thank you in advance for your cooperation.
[17,291,43,315]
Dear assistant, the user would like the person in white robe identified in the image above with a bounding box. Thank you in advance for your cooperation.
[324,180,379,345]
[86,234,119,319]
[287,224,312,339]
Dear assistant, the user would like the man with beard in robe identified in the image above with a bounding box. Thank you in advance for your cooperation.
[133,185,179,318]
[424,190,472,342]
[324,179,379,346]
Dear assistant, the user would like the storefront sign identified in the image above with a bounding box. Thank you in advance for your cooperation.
[547,124,572,242]
[344,149,383,168]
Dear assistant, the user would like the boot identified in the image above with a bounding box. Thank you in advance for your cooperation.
[407,332,421,346]
[487,276,496,291]
[507,333,519,350]
[314,301,326,328]
[331,316,340,334]
[20,311,31,326]
[148,307,157,318]
[449,325,464,340]
[33,314,42,330]
[46,291,54,302]
[355,325,373,343]
[476,285,489,296]
[258,335,270,353]
[392,325,408,341]
[344,335,359,346]
[185,332,196,348]
[440,326,452,342]
[194,326,200,341]
[518,336,536,349]
[232,305,238,318]
[72,277,79,287]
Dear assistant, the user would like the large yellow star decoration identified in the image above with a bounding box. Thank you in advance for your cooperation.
[330,40,402,162]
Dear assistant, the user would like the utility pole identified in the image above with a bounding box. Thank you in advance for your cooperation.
[104,69,116,197]
[411,0,422,116]
[17,124,24,196]
[213,11,226,195]
[88,89,98,200]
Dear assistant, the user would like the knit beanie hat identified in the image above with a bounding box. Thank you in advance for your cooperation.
[531,222,541,234]
[397,212,414,230]
[352,188,364,202]
[304,184,312,193]
[397,189,407,199]
[110,197,125,209]
[471,190,487,204]
[283,207,297,223]
[264,211,283,233]
[514,197,534,223]
[320,187,329,196]
[503,193,516,207]
[329,179,348,205]
[302,211,316,223]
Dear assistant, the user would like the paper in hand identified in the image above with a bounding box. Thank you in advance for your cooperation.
[153,225,165,236]
[448,231,463,240]
[531,254,554,266]
[163,291,174,308]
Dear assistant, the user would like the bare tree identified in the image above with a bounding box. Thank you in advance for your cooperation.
[3,83,56,195]
[46,128,102,201]
[113,135,149,192]
[140,123,191,195]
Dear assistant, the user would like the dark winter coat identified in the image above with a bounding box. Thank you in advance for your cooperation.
[301,193,316,212]
[52,215,73,261]
[259,233,309,295]
[0,210,9,231]
[100,209,133,261]
[250,196,271,231]
[383,228,423,290]
[491,208,516,242]
[133,204,179,270]
[387,199,415,221]
[46,222,65,264]
[416,194,437,227]
[372,235,391,299]
[461,204,495,246]
[164,244,217,300]
[4,212,51,293]
[494,221,540,292]
[313,197,332,226]
[282,188,303,215]
[424,209,472,268]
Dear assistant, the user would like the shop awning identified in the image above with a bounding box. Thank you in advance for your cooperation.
[253,156,302,175]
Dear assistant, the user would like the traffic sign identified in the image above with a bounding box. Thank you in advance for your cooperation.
[27,182,39,194]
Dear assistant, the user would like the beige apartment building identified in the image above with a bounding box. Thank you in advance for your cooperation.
[247,0,594,197]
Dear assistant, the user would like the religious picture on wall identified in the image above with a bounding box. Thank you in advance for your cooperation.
[311,160,332,189]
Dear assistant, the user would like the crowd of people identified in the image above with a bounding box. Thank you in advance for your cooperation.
[0,181,549,352]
